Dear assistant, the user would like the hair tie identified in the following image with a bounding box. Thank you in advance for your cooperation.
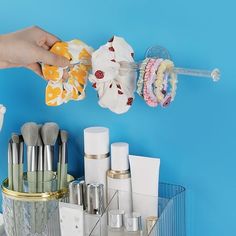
[154,59,178,107]
[42,39,93,106]
[143,58,163,107]
[89,36,136,114]
[136,58,149,97]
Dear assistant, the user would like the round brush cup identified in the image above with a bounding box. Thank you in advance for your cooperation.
[1,173,73,236]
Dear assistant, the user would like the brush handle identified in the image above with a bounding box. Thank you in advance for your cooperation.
[43,145,54,192]
[37,171,43,193]
[37,146,43,193]
[8,142,13,190]
[12,164,20,191]
[44,145,54,171]
[57,162,61,190]
[12,143,19,164]
[8,163,13,190]
[27,172,37,233]
[19,163,23,192]
[60,163,68,190]
[43,171,55,192]
[27,172,37,193]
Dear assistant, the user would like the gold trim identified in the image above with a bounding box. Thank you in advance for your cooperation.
[146,216,158,234]
[85,152,110,160]
[1,174,74,202]
[107,170,130,179]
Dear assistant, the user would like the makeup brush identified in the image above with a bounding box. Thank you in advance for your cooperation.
[8,139,13,190]
[11,134,22,192]
[37,125,43,193]
[19,135,24,192]
[21,122,38,172]
[41,122,59,172]
[58,130,68,190]
[41,122,59,192]
[21,122,39,233]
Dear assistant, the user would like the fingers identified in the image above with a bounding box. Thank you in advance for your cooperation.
[34,26,60,47]
[45,32,60,47]
[26,63,43,77]
[42,44,50,50]
[0,61,21,69]
[35,46,70,67]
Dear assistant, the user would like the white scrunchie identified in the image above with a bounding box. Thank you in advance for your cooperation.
[89,36,137,114]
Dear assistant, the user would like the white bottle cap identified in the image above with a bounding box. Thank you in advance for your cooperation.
[111,142,129,171]
[84,127,109,155]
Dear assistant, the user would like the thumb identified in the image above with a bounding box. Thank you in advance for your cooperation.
[36,46,70,67]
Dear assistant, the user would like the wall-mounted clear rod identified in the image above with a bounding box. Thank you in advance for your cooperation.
[173,67,220,82]
[47,59,221,82]
[119,61,221,82]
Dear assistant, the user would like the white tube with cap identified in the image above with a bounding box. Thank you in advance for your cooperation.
[129,155,160,232]
[107,143,132,213]
[84,127,110,205]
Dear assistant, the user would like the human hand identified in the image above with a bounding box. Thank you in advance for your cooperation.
[0,26,70,77]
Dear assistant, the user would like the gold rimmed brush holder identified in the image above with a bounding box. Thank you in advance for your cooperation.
[1,172,73,236]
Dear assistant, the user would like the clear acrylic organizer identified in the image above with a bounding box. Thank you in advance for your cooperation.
[89,183,186,236]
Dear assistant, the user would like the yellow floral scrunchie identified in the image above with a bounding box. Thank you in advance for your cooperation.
[42,39,93,106]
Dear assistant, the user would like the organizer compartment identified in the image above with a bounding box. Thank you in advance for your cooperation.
[90,183,186,236]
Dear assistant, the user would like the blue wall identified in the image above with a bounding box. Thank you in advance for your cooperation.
[0,0,235,235]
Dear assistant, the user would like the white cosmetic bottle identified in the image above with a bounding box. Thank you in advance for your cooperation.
[107,143,132,213]
[84,127,110,204]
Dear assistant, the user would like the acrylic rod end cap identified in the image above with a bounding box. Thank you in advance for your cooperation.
[211,68,220,82]
[111,142,129,171]
[84,127,109,155]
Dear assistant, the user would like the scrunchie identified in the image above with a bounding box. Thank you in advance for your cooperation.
[137,58,178,108]
[89,36,137,114]
[42,39,93,106]
[154,59,178,107]
[143,58,163,107]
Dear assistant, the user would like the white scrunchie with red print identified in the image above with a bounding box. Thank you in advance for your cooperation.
[89,36,136,114]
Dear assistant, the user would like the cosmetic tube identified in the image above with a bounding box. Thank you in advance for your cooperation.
[107,143,132,213]
[84,127,110,205]
[129,155,160,230]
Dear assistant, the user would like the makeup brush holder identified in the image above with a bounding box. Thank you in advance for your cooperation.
[90,182,186,236]
[1,173,73,236]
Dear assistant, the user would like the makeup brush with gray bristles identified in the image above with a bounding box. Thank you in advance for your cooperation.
[21,122,39,194]
[37,125,44,193]
[21,122,39,233]
[11,133,22,192]
[21,122,39,173]
[41,122,59,172]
